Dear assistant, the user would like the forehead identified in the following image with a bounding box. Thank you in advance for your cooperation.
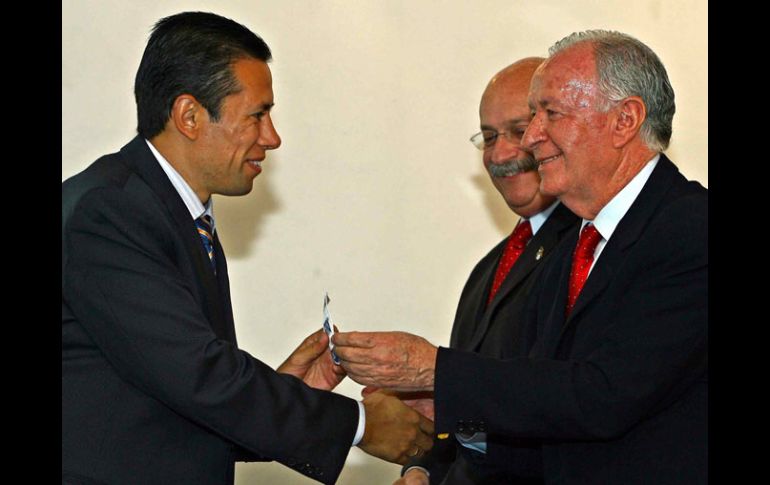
[230,57,274,102]
[530,44,599,104]
[481,72,533,121]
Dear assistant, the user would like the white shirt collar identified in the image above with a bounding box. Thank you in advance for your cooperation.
[144,139,215,232]
[525,200,561,235]
[583,153,660,242]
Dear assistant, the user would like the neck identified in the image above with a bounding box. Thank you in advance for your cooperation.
[149,132,210,204]
[565,146,656,220]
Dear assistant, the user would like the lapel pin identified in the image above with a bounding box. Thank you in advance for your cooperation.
[535,246,544,260]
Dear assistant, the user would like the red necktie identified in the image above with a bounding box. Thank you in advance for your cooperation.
[487,220,533,306]
[566,224,602,317]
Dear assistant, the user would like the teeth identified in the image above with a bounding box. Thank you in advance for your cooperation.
[249,161,262,168]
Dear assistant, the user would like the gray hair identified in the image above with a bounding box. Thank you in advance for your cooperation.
[549,30,675,152]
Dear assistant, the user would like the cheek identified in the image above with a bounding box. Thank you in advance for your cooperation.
[508,173,541,200]
[519,171,542,193]
[238,125,263,150]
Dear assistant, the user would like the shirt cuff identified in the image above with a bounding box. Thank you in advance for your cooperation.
[352,400,366,446]
[402,465,430,478]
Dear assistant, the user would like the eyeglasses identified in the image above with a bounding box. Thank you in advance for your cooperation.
[469,128,526,150]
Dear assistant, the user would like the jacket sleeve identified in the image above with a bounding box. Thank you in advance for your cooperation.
[63,184,358,483]
[435,192,707,443]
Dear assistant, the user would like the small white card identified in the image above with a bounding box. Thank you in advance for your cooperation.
[322,292,341,365]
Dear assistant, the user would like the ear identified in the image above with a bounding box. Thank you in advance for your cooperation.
[611,96,646,148]
[170,94,205,141]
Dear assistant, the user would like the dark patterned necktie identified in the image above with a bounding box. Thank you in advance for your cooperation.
[195,215,216,272]
[565,224,601,317]
[487,220,533,306]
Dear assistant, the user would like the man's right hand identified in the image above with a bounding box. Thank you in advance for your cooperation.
[363,386,435,421]
[358,390,434,465]
[393,468,430,485]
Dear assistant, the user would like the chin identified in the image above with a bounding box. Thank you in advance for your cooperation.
[221,183,254,197]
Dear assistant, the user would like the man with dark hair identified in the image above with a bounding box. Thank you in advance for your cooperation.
[62,11,432,485]
[335,30,707,484]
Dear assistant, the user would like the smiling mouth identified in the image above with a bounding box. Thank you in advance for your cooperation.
[537,154,561,166]
[247,160,262,170]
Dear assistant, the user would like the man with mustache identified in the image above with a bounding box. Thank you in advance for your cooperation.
[395,58,578,484]
[336,30,707,484]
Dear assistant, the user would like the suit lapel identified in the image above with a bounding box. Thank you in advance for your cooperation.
[536,232,577,358]
[450,239,504,350]
[118,137,233,341]
[468,204,578,351]
[553,156,680,348]
[213,233,238,344]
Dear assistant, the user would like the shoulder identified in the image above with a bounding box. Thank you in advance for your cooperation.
[63,151,132,218]
[649,162,708,243]
[63,151,172,249]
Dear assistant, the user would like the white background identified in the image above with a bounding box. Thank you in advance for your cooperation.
[62,1,707,483]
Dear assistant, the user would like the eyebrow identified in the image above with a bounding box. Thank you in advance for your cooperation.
[480,118,530,130]
[250,102,274,116]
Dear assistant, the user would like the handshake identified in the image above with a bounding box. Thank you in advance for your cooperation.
[277,327,438,466]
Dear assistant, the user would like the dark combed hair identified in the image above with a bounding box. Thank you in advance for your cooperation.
[134,11,272,139]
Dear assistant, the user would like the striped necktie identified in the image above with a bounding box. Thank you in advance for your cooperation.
[195,215,216,272]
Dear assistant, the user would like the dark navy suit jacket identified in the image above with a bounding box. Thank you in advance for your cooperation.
[407,203,578,484]
[62,137,358,485]
[435,156,707,484]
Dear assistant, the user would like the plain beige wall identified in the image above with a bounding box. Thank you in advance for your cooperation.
[62,1,707,483]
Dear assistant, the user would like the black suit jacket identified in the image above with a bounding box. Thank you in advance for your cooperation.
[407,203,578,484]
[62,137,358,485]
[434,156,707,484]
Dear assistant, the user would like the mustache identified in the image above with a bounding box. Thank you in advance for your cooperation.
[487,155,539,177]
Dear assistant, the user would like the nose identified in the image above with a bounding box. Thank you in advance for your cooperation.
[259,114,282,150]
[522,112,545,152]
[488,135,523,165]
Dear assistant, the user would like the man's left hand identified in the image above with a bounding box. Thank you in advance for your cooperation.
[277,328,346,390]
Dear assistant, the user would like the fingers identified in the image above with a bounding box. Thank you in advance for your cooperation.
[332,345,378,364]
[332,331,377,348]
[336,332,438,391]
[359,392,434,465]
[309,328,328,347]
[276,328,333,378]
[292,328,327,358]
[406,446,422,458]
[415,418,434,452]
[418,414,435,436]
[332,360,347,374]
[341,364,400,388]
[299,331,329,359]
